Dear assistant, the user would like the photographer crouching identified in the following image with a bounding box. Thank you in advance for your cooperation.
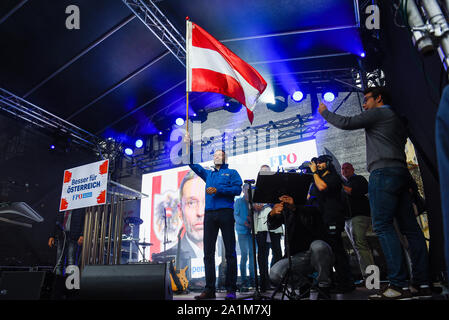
[268,194,334,299]
[308,155,355,293]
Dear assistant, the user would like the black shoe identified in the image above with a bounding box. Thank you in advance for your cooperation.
[316,286,331,300]
[411,285,433,300]
[194,290,216,300]
[331,283,356,294]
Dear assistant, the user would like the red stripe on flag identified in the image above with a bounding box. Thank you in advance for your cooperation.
[191,68,246,107]
[246,107,254,124]
[150,175,162,255]
[191,23,267,94]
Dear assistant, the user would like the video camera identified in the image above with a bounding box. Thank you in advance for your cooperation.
[298,155,334,174]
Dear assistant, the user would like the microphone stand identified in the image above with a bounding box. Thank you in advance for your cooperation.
[238,181,271,300]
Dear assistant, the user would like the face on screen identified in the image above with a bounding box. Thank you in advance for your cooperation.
[179,177,205,246]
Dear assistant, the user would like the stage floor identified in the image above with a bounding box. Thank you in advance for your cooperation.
[173,286,374,300]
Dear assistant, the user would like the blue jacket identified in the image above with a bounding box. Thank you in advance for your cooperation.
[188,163,242,211]
[234,196,251,235]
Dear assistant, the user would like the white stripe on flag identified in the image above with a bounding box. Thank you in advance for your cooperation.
[189,45,261,109]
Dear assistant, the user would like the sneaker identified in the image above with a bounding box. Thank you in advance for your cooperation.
[411,285,432,300]
[368,284,413,300]
[225,291,236,300]
[194,290,216,300]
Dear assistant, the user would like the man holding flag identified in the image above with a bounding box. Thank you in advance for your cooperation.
[184,19,267,299]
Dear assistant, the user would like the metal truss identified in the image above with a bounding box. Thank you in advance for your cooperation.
[0,87,104,152]
[122,0,186,66]
[272,67,362,92]
[126,113,328,173]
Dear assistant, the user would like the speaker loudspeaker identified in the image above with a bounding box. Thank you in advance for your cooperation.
[0,271,48,300]
[80,263,172,300]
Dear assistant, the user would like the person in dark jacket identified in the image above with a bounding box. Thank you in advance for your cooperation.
[185,132,243,300]
[309,155,355,293]
[268,195,333,299]
[48,208,85,275]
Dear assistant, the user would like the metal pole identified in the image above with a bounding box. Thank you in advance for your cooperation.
[106,197,115,264]
[91,206,100,264]
[80,207,89,271]
[99,204,107,264]
[84,207,94,265]
[113,199,120,264]
[116,200,125,265]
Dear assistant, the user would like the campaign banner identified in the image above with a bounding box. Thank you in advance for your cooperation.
[59,160,109,212]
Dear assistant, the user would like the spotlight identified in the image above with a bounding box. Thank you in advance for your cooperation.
[50,145,55,150]
[135,139,144,148]
[360,52,366,58]
[223,98,242,113]
[124,148,133,156]
[292,90,304,102]
[158,131,163,135]
[323,92,335,102]
[175,118,185,126]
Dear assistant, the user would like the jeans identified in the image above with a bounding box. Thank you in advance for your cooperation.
[203,209,237,292]
[345,215,375,278]
[55,234,78,276]
[237,233,255,286]
[270,240,334,288]
[369,167,430,287]
[436,85,449,282]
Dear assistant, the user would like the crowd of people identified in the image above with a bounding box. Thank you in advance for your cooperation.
[181,86,432,300]
[50,86,434,301]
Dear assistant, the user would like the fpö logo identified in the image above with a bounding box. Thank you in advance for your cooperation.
[269,152,299,168]
[72,192,92,201]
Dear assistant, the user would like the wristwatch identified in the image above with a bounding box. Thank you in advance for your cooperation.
[312,171,318,175]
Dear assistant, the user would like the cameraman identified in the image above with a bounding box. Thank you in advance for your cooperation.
[268,195,333,299]
[308,155,355,293]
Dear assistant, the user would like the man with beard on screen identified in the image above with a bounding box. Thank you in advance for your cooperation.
[154,171,206,286]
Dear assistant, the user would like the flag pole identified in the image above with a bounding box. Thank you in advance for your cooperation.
[186,17,190,156]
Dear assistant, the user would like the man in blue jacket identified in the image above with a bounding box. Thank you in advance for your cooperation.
[185,133,243,300]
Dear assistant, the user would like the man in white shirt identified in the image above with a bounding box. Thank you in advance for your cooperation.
[253,165,283,291]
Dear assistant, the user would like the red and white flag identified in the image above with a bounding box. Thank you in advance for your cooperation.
[186,20,267,124]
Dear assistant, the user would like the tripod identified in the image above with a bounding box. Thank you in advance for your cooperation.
[270,205,303,300]
[238,180,271,300]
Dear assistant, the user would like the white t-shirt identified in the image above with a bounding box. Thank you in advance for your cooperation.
[254,205,283,234]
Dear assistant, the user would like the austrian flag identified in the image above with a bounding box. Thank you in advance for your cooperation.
[186,20,267,124]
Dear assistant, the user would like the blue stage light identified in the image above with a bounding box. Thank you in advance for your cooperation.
[50,145,55,150]
[176,118,185,126]
[292,91,304,102]
[124,148,133,156]
[158,131,163,135]
[323,92,335,102]
[135,139,144,148]
[361,52,366,58]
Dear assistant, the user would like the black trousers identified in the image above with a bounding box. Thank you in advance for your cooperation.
[203,208,237,292]
[256,231,283,288]
[325,226,354,287]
